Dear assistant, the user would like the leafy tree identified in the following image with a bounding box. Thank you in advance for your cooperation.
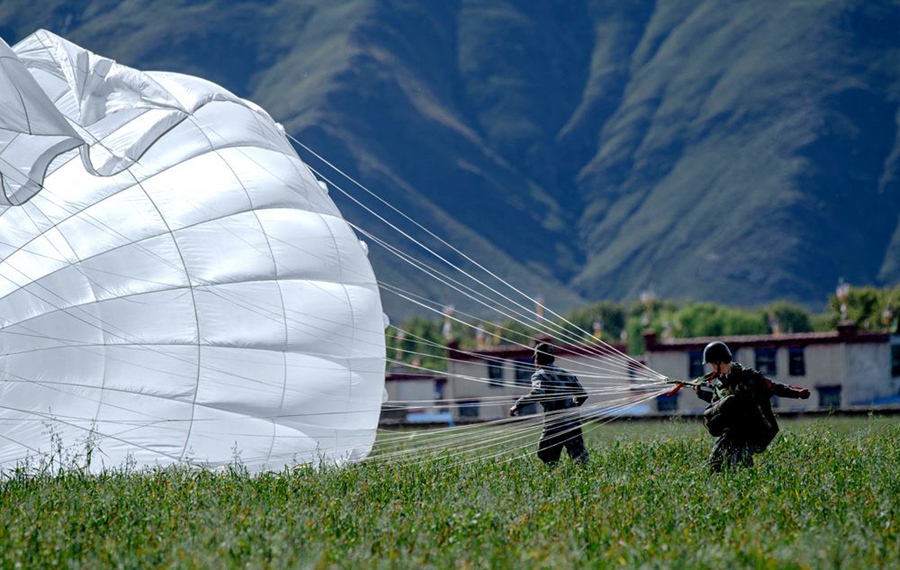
[386,317,448,371]
[764,301,813,333]
[825,285,896,331]
[384,283,900,360]
[564,300,626,343]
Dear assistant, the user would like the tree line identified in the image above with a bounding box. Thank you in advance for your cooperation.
[386,284,900,371]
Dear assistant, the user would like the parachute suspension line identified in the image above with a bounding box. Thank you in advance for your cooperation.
[384,329,655,384]
[284,140,673,465]
[383,356,665,397]
[0,153,389,400]
[449,390,667,469]
[284,142,680,462]
[379,280,656,379]
[0,158,218,459]
[351,223,648,374]
[308,165,644,372]
[7,134,648,418]
[0,51,669,468]
[291,136,657,375]
[366,388,666,468]
[379,281,653,380]
[384,332,663,387]
[148,125,660,382]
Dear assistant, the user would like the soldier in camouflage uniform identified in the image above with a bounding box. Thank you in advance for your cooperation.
[693,341,810,472]
[508,343,589,465]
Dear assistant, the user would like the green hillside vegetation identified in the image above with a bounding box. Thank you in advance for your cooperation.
[1,418,897,568]
[2,1,898,317]
[389,284,900,370]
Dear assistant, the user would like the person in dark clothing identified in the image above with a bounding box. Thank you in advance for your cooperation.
[693,341,810,472]
[508,343,589,465]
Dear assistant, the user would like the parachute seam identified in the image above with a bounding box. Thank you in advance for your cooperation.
[243,112,291,469]
[164,114,283,462]
[14,197,111,424]
[0,204,374,306]
[0,277,370,332]
[120,165,202,464]
[1,400,186,464]
[2,43,381,467]
[17,32,129,435]
[8,34,202,427]
[203,116,287,469]
[2,339,381,360]
[0,146,334,275]
[314,212,350,452]
[3,354,383,412]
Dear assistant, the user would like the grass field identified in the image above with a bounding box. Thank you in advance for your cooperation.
[0,417,897,568]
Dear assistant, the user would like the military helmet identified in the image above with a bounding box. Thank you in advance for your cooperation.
[703,341,732,364]
[533,342,555,364]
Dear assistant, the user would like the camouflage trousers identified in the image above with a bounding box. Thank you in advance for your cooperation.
[537,417,588,465]
[708,432,754,472]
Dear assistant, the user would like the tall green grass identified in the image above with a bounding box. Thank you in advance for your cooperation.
[0,418,896,568]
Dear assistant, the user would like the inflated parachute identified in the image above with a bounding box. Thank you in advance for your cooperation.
[0,30,386,471]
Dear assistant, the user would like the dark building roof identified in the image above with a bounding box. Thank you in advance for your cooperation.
[446,339,630,362]
[385,365,445,383]
[644,322,889,353]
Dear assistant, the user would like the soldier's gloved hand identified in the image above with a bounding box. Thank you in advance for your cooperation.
[799,389,810,399]
[508,405,518,417]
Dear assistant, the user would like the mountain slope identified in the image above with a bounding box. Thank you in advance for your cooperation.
[2,0,898,317]
[570,0,900,305]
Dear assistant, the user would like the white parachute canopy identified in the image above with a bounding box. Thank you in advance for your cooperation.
[0,37,84,206]
[0,30,386,472]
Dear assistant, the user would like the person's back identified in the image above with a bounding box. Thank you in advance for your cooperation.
[531,363,588,414]
[508,343,589,465]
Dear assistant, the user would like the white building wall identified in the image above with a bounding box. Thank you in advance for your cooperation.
[803,344,846,408]
[385,379,441,405]
[646,338,895,413]
[447,352,642,421]
[449,333,897,420]
[445,359,527,420]
[845,343,891,405]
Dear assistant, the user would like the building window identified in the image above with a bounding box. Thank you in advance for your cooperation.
[817,386,841,409]
[656,393,679,413]
[755,348,777,376]
[514,359,533,385]
[688,351,704,379]
[487,360,504,387]
[788,347,806,376]
[458,400,480,418]
[892,345,900,377]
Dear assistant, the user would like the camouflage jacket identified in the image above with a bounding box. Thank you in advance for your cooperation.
[514,364,588,414]
[695,363,806,448]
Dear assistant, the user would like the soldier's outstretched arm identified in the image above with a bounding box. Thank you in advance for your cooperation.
[770,380,810,399]
[756,371,811,399]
